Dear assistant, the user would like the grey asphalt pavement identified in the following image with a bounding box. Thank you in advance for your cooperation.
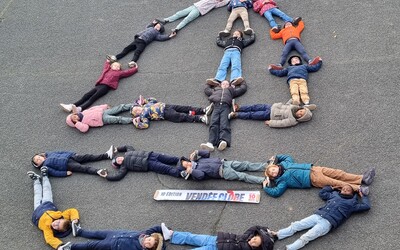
[0,0,399,249]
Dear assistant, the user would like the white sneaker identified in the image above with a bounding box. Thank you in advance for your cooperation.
[200,115,209,125]
[161,223,172,241]
[60,103,73,112]
[200,142,215,151]
[106,145,116,159]
[218,141,227,151]
[204,103,214,116]
[128,61,137,68]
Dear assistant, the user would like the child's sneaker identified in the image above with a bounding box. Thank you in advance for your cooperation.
[71,104,78,114]
[231,77,244,86]
[40,166,48,177]
[271,26,280,33]
[206,78,220,87]
[60,103,73,113]
[106,55,117,63]
[308,56,321,65]
[228,112,237,120]
[180,171,190,180]
[217,141,227,151]
[97,169,108,177]
[71,221,82,237]
[244,28,254,35]
[161,223,172,240]
[200,115,209,125]
[27,171,41,181]
[128,61,137,68]
[362,167,376,186]
[292,16,302,26]
[200,142,215,152]
[219,30,230,37]
[360,185,370,196]
[59,242,72,250]
[303,104,317,111]
[106,145,116,159]
[204,103,214,116]
[268,64,283,70]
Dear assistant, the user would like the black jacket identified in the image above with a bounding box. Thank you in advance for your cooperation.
[217,33,256,52]
[217,226,274,250]
[205,82,247,106]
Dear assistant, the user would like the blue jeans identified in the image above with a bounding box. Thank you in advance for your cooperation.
[215,48,242,82]
[148,153,181,177]
[263,8,292,28]
[171,231,218,250]
[71,229,132,250]
[280,39,310,66]
[222,161,266,184]
[237,104,272,120]
[33,176,53,210]
[278,214,332,250]
[102,104,133,125]
[165,5,201,30]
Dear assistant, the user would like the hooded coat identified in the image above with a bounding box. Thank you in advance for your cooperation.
[217,226,275,250]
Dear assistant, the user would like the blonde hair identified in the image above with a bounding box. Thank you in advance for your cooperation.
[264,164,278,178]
[111,62,121,69]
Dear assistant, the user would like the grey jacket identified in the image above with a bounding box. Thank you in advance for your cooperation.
[269,102,300,128]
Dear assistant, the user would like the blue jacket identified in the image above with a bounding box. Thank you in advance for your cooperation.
[315,186,371,229]
[228,0,252,11]
[263,154,313,197]
[179,150,224,180]
[44,151,75,177]
[269,61,322,84]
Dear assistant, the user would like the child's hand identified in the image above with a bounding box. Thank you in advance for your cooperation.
[262,178,270,188]
[169,32,177,38]
[264,120,270,126]
[67,171,72,176]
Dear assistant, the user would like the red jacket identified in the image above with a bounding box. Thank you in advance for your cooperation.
[270,20,304,44]
[253,0,277,16]
[95,60,138,89]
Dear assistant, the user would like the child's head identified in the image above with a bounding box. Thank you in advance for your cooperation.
[288,55,302,66]
[221,80,230,89]
[110,62,121,71]
[153,21,165,33]
[295,108,312,122]
[32,153,46,168]
[340,184,355,196]
[232,30,243,38]
[66,113,82,127]
[131,106,143,117]
[112,156,124,169]
[51,219,71,232]
[248,235,262,248]
[265,165,280,179]
[144,233,163,250]
[284,21,293,28]
[70,114,81,123]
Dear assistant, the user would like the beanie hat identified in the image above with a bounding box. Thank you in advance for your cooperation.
[288,55,302,66]
[66,114,75,127]
[296,108,312,122]
[111,157,122,169]
[151,233,164,250]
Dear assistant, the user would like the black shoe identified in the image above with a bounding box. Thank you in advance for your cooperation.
[40,166,48,177]
[72,221,82,237]
[293,17,302,26]
[27,171,41,180]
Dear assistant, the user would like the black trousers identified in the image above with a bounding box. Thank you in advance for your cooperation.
[208,103,231,146]
[163,104,204,123]
[67,153,108,175]
[116,38,147,62]
[74,84,112,110]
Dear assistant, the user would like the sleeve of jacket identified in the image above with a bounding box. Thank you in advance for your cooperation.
[47,168,68,177]
[143,225,163,235]
[191,169,206,180]
[204,85,214,97]
[102,60,111,70]
[227,1,233,11]
[276,154,295,164]
[269,68,288,77]
[242,32,256,48]
[43,228,63,249]
[197,150,210,158]
[216,35,227,48]
[318,186,335,200]
[246,0,253,8]
[134,117,150,129]
[106,166,128,181]
[296,20,305,33]
[306,60,323,72]
[232,82,247,98]
[216,0,230,8]
[269,28,283,40]
[117,145,135,152]
[354,196,371,212]
[268,117,298,128]
[118,66,138,78]
[74,122,90,133]
[263,181,288,197]
[61,208,80,221]
[155,33,171,41]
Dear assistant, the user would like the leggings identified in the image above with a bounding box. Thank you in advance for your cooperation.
[74,84,112,111]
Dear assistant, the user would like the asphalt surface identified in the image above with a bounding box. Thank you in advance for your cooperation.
[1,0,399,249]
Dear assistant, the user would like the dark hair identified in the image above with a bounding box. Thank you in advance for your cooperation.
[288,55,302,66]
[234,30,243,38]
[31,153,45,168]
[153,20,165,33]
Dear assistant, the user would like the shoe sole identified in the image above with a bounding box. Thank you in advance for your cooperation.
[218,142,227,151]
[200,144,215,151]
[60,104,72,112]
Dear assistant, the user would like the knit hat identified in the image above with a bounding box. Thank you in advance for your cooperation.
[66,114,75,127]
[288,55,302,66]
[111,157,122,169]
[296,108,312,122]
[151,233,164,250]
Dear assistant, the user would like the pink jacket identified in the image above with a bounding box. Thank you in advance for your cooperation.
[66,105,108,133]
[194,0,229,16]
[253,0,277,16]
[95,61,138,90]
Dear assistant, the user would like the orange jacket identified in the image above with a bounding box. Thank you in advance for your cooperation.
[270,20,304,44]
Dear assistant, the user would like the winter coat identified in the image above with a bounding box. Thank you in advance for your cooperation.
[106,146,152,181]
[135,22,170,44]
[217,226,274,250]
[205,82,247,106]
[270,20,304,44]
[43,151,75,177]
[134,98,165,129]
[68,105,108,133]
[178,150,224,180]
[96,60,138,90]
[31,202,79,249]
[263,154,313,197]
[217,33,255,52]
[269,61,323,84]
[253,0,277,16]
[228,0,253,11]
[194,0,230,16]
[268,102,301,128]
[315,186,371,229]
